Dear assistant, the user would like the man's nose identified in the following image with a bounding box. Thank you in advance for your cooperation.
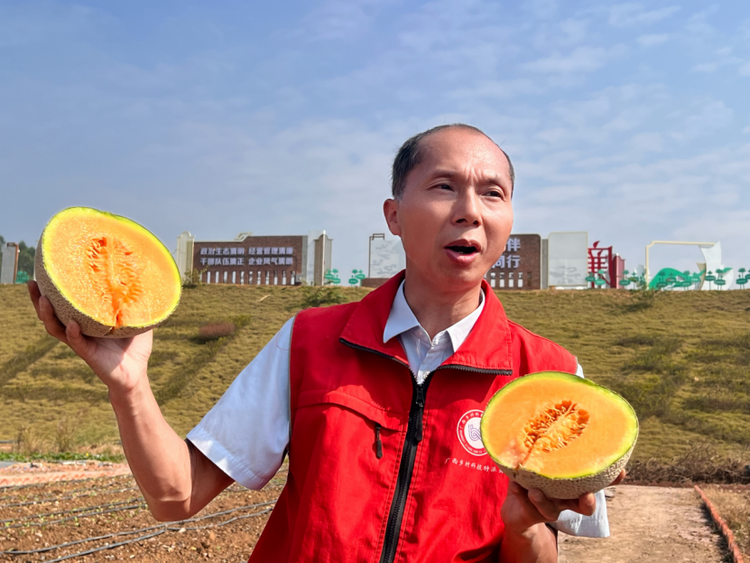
[454,190,481,225]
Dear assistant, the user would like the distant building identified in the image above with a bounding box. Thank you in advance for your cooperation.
[178,230,333,286]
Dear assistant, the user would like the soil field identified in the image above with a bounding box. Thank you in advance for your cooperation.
[0,472,735,562]
[0,469,286,562]
[559,485,728,563]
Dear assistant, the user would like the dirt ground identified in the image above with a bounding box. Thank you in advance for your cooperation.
[0,465,732,562]
[0,467,284,562]
[559,485,727,563]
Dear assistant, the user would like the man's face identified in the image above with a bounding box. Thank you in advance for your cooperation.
[384,127,514,293]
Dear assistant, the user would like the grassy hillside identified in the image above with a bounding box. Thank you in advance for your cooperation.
[1,283,749,463]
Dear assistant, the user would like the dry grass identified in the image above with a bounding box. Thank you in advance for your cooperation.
[16,424,44,455]
[1,283,750,467]
[626,442,750,485]
[702,485,750,559]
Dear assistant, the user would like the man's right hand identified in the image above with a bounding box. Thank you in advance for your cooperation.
[28,280,153,395]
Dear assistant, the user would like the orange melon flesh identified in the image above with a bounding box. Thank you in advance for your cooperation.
[37,207,181,336]
[481,371,638,498]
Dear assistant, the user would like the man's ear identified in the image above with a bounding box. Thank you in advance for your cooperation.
[383,198,401,237]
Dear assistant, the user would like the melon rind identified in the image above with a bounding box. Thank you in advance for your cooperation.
[35,207,181,339]
[481,371,638,500]
[495,441,634,500]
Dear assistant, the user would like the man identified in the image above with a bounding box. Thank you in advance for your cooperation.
[30,124,620,562]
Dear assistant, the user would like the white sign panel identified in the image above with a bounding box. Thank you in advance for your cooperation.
[547,232,588,287]
[1,243,19,285]
[369,239,406,278]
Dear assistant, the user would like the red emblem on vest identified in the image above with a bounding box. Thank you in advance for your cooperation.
[457,409,487,456]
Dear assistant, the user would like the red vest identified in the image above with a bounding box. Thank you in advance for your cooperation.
[250,274,577,562]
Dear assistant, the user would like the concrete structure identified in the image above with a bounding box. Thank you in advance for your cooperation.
[362,234,406,287]
[547,232,589,288]
[189,230,332,286]
[174,231,195,281]
[308,230,333,286]
[0,243,18,285]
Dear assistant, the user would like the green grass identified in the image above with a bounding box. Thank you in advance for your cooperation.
[1,283,749,465]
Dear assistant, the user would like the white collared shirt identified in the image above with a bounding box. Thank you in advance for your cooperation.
[188,286,609,537]
[383,281,485,384]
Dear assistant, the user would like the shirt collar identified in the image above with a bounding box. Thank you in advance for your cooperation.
[383,280,486,352]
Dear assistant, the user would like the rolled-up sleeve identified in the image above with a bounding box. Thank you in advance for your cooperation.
[187,318,294,490]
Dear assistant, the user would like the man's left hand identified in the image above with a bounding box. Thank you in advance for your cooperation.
[501,469,626,536]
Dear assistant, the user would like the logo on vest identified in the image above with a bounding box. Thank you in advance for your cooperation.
[457,409,487,456]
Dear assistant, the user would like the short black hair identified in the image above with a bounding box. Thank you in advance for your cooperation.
[390,123,515,199]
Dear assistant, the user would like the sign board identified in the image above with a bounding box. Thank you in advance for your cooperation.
[547,232,588,288]
[486,234,541,290]
[0,243,19,285]
[192,234,309,286]
[369,238,406,279]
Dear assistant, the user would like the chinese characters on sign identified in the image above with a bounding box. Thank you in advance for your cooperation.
[493,237,521,269]
[199,246,294,256]
[199,256,294,266]
[197,245,295,267]
[487,234,542,290]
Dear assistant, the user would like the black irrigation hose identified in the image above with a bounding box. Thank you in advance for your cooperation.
[3,502,147,529]
[0,497,143,524]
[1,500,277,559]
[0,473,132,497]
[2,486,140,508]
[1,522,168,555]
[167,506,274,531]
[44,529,167,563]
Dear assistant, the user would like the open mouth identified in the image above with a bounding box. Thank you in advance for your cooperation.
[446,245,479,255]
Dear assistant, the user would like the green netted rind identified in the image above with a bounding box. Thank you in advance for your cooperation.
[36,207,181,338]
[481,371,639,499]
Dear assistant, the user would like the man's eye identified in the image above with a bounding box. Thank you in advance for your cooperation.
[439,184,452,190]
[486,189,504,198]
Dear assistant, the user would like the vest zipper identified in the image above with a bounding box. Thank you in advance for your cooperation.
[338,338,513,562]
[378,373,433,563]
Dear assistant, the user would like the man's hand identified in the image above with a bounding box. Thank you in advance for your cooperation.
[499,470,626,562]
[28,280,152,394]
[503,469,626,533]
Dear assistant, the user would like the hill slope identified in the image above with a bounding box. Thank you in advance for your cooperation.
[1,284,749,462]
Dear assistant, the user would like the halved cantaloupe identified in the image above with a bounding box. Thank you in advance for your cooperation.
[35,207,181,338]
[481,371,638,499]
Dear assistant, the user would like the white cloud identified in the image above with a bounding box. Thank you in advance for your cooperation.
[668,100,734,141]
[692,62,719,73]
[522,46,611,74]
[524,0,559,20]
[558,18,589,45]
[447,79,540,102]
[740,62,750,77]
[636,34,669,47]
[685,9,717,37]
[608,4,680,28]
[629,132,663,153]
[690,48,743,74]
[299,0,385,41]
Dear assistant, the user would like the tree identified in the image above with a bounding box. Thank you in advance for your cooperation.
[17,241,35,278]
[0,234,4,272]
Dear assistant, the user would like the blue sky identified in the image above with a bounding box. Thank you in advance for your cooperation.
[1,0,749,282]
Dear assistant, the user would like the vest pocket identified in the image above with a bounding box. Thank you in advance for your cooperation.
[294,389,403,461]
